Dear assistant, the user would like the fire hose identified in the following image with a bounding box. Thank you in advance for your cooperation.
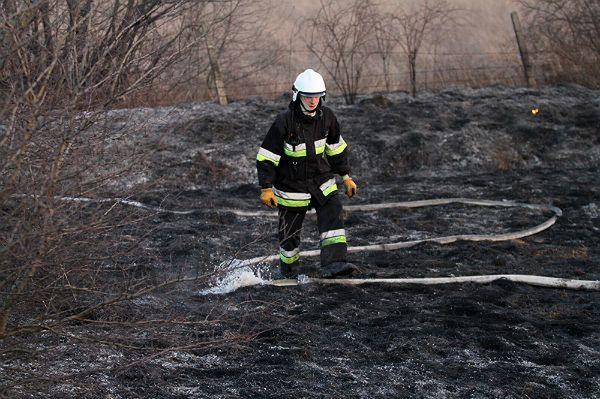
[232,198,600,290]
[56,195,600,291]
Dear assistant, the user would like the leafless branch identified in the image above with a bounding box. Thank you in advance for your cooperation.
[391,0,460,97]
[518,0,600,86]
[303,0,379,104]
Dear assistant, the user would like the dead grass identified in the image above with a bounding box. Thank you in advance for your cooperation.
[533,246,590,260]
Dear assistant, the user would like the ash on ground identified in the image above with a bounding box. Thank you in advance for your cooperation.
[1,85,599,398]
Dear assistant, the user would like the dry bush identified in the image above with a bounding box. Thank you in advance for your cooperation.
[0,6,295,391]
[128,0,286,105]
[116,1,600,102]
[389,0,461,97]
[0,0,234,346]
[0,0,283,340]
[0,3,278,395]
[301,0,463,100]
[519,0,600,87]
[303,0,380,104]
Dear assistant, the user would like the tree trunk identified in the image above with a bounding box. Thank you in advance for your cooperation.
[511,11,536,88]
[206,34,228,105]
[409,52,417,98]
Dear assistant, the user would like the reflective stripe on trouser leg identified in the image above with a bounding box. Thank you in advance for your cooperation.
[279,247,300,264]
[278,207,307,268]
[316,193,347,266]
[320,229,346,247]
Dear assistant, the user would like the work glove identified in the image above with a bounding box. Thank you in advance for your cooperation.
[260,188,278,208]
[342,176,357,198]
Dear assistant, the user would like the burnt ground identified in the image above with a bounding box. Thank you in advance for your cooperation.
[2,85,600,398]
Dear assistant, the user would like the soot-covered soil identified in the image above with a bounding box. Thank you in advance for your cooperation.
[2,85,600,398]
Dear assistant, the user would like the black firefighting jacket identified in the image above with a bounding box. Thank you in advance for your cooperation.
[256,101,350,208]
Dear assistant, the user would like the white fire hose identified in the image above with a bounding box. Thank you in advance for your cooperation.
[55,195,600,290]
[234,198,599,290]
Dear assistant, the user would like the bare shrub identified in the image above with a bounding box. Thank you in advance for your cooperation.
[372,13,398,93]
[303,0,379,105]
[141,0,286,105]
[0,0,252,365]
[1,0,185,335]
[390,0,460,97]
[519,0,600,87]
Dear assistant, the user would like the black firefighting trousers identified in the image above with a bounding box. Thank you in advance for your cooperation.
[278,193,347,270]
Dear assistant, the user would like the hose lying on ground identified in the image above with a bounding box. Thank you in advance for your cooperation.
[238,198,561,265]
[269,274,600,290]
[236,198,599,291]
[54,195,599,291]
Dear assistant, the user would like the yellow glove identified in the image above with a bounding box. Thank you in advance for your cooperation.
[260,188,278,208]
[342,176,357,198]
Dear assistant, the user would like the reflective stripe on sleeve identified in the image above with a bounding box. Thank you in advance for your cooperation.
[319,178,338,197]
[325,136,347,156]
[257,147,281,166]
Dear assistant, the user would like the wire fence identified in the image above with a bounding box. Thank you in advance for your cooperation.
[219,68,523,99]
[217,49,529,101]
[132,47,597,106]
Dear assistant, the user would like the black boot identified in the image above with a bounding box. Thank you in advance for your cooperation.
[320,262,359,278]
[279,262,299,279]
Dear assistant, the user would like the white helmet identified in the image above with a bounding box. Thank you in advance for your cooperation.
[292,69,326,101]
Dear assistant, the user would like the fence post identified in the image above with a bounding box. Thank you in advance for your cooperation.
[206,35,228,105]
[510,11,536,88]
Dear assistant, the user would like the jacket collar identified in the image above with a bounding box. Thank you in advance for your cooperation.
[288,100,323,121]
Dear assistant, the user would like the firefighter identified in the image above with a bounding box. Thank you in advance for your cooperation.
[256,68,358,279]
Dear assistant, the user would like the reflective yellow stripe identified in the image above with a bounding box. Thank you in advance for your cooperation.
[321,229,347,247]
[321,235,347,247]
[280,253,300,264]
[284,147,307,157]
[257,153,280,166]
[257,147,281,166]
[315,138,326,154]
[322,183,337,196]
[273,187,310,200]
[321,229,345,240]
[275,195,311,207]
[273,188,311,207]
[319,178,337,197]
[280,248,300,264]
[284,142,307,158]
[325,139,347,156]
